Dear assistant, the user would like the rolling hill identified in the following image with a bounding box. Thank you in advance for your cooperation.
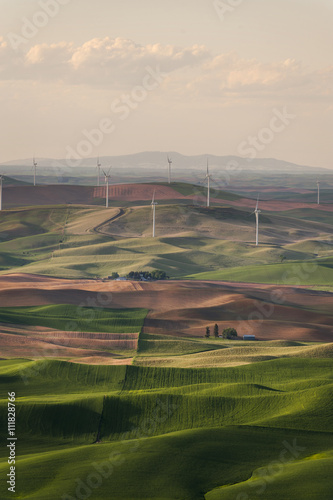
[0,358,332,499]
[0,190,332,499]
[0,202,332,284]
[0,276,332,362]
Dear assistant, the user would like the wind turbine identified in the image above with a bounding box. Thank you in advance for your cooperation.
[205,159,212,208]
[102,168,111,208]
[33,157,38,186]
[151,190,158,238]
[252,195,261,247]
[97,156,101,187]
[167,156,172,184]
[317,180,320,205]
[0,174,4,211]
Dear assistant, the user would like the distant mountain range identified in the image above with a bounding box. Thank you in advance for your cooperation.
[1,152,330,174]
[1,153,332,190]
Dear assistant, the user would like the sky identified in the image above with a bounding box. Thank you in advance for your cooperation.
[0,0,332,168]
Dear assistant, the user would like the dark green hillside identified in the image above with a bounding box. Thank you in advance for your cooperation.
[0,305,147,333]
[0,358,332,499]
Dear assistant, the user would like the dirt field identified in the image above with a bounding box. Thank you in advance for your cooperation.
[0,275,332,363]
[3,183,333,212]
[227,198,333,212]
[93,184,186,201]
[3,185,95,207]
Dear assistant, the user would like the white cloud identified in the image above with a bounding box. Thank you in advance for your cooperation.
[162,52,333,106]
[26,42,73,65]
[0,37,331,103]
[0,37,209,86]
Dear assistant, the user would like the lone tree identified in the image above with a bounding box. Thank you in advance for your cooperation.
[214,324,219,338]
[205,326,210,338]
[222,327,238,339]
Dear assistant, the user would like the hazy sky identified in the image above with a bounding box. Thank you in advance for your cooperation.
[0,0,332,167]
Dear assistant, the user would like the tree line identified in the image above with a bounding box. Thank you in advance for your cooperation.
[205,324,238,339]
[108,270,169,281]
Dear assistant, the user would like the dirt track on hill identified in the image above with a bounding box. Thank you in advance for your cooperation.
[0,275,332,362]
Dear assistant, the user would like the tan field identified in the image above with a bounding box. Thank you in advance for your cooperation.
[0,274,332,363]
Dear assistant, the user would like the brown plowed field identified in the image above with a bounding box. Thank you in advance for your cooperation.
[226,198,333,212]
[3,183,333,212]
[0,320,138,362]
[93,184,186,201]
[0,275,332,363]
[3,186,95,207]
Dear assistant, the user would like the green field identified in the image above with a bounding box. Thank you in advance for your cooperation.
[135,335,333,367]
[1,204,333,284]
[188,256,333,285]
[0,358,332,499]
[0,305,147,334]
[0,190,333,498]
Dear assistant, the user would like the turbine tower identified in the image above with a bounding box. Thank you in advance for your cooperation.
[97,156,102,187]
[33,157,38,186]
[167,156,172,184]
[205,159,211,208]
[253,195,261,247]
[102,168,111,208]
[317,180,320,205]
[0,175,4,211]
[151,190,158,238]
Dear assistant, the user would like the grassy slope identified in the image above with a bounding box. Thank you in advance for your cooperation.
[0,358,332,499]
[135,337,333,367]
[188,257,333,285]
[206,449,333,500]
[0,428,331,500]
[1,204,333,281]
[2,176,32,186]
[0,304,147,334]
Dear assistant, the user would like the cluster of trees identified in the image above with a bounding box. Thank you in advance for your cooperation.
[107,270,169,281]
[127,270,169,281]
[205,324,238,339]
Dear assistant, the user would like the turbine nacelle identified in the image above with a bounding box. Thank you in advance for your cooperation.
[167,156,173,184]
[102,167,111,182]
